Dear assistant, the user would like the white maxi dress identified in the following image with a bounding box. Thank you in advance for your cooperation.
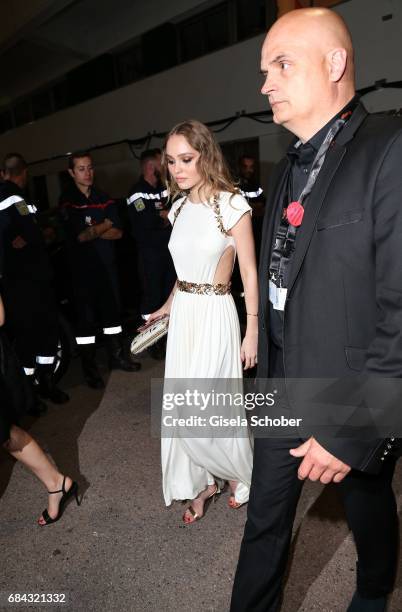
[161,191,253,506]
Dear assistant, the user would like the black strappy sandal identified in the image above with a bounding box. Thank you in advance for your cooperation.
[38,476,81,526]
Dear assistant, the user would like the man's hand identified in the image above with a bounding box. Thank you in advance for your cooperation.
[12,235,27,249]
[289,437,351,484]
[78,218,113,242]
[77,226,97,242]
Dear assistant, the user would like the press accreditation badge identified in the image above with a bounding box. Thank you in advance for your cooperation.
[269,280,287,311]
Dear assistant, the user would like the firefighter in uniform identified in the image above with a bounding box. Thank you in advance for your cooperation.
[127,149,175,358]
[59,151,140,389]
[237,155,265,258]
[0,153,69,411]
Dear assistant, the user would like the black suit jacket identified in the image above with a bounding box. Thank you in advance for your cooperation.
[257,103,402,472]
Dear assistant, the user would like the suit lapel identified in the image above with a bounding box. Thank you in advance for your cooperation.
[286,143,346,293]
[259,158,289,319]
[287,103,369,294]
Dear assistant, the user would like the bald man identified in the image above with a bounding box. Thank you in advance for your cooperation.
[231,8,401,612]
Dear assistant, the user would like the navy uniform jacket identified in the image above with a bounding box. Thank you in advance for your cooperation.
[239,178,265,207]
[0,180,51,283]
[127,177,170,250]
[59,183,122,272]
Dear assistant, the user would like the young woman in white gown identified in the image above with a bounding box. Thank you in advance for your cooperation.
[148,120,258,524]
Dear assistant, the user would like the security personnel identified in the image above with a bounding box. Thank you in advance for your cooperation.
[127,149,175,358]
[237,155,266,257]
[59,150,140,388]
[0,153,69,411]
[238,155,265,206]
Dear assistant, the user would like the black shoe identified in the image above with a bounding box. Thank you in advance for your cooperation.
[40,385,70,404]
[37,379,69,404]
[38,476,81,526]
[106,335,141,372]
[82,362,105,389]
[36,365,70,404]
[109,354,141,372]
[347,591,388,612]
[85,372,105,389]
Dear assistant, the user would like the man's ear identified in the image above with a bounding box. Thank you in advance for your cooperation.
[68,169,74,179]
[327,48,347,83]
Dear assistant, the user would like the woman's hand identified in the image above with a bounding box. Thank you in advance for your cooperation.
[241,332,258,370]
[137,307,170,331]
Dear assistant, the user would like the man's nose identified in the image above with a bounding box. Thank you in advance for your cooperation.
[261,71,278,95]
[261,76,272,95]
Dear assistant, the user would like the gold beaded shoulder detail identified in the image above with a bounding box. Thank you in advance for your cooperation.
[173,197,187,223]
[212,194,229,237]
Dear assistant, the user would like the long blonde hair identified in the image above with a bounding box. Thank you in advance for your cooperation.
[162,119,238,202]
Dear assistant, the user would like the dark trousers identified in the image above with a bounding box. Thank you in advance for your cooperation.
[72,263,122,343]
[232,342,399,611]
[138,247,176,315]
[230,437,398,612]
[3,278,59,369]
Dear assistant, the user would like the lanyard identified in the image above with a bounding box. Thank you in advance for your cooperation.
[269,108,354,288]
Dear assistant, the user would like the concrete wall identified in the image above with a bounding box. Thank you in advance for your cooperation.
[1,0,402,206]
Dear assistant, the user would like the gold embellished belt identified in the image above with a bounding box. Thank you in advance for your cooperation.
[177,280,231,295]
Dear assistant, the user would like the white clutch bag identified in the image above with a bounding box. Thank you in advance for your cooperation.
[130,316,169,355]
